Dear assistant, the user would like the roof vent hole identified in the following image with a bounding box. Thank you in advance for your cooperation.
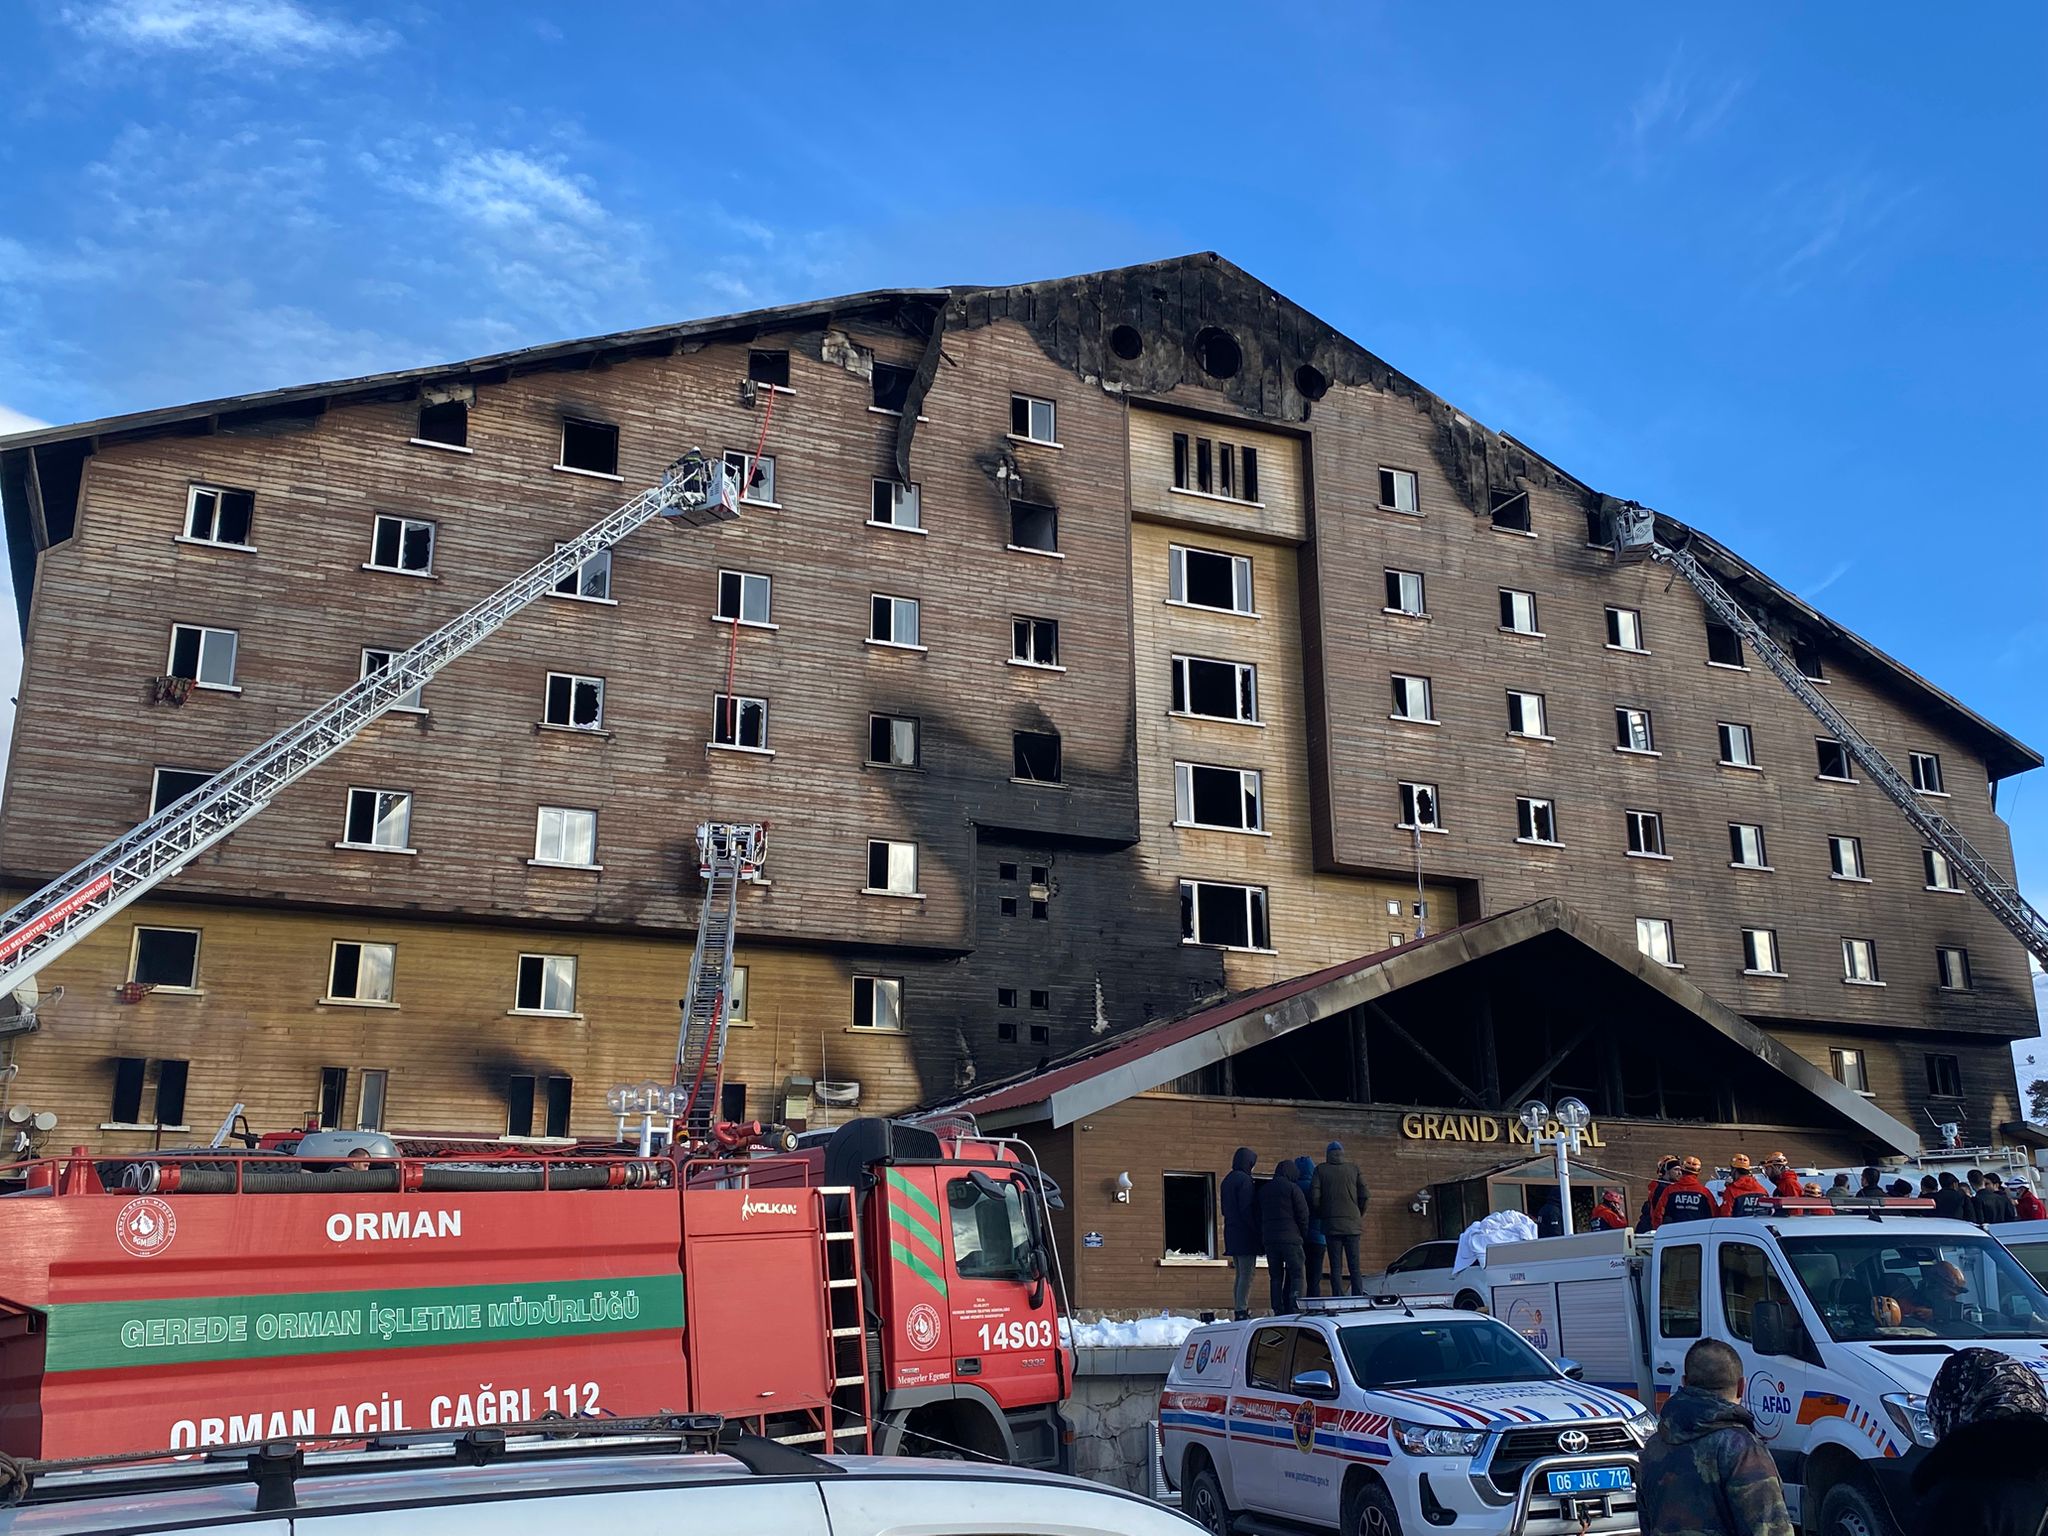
[1294,364,1329,400]
[1193,328,1241,380]
[1108,325,1144,361]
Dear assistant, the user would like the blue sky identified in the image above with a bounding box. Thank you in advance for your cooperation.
[1,2,2043,1048]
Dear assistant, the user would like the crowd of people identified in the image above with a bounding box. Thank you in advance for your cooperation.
[1625,1152,2045,1230]
[1219,1144,1370,1317]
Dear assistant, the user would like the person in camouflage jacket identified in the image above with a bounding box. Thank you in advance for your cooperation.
[1637,1339,1793,1536]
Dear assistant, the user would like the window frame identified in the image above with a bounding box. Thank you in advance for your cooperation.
[1625,808,1667,858]
[1615,706,1657,755]
[1377,466,1420,514]
[1705,621,1746,669]
[1842,937,1882,985]
[1910,752,1947,796]
[532,805,599,869]
[1926,1052,1963,1097]
[550,543,613,603]
[1390,673,1436,724]
[1398,781,1443,832]
[851,974,904,1031]
[1604,606,1646,652]
[1012,729,1063,784]
[711,693,770,752]
[1830,1046,1870,1093]
[366,513,437,576]
[339,786,415,854]
[128,925,201,992]
[1498,588,1542,636]
[182,483,255,548]
[543,672,606,731]
[1178,878,1272,952]
[166,624,239,691]
[1383,568,1427,617]
[1010,615,1061,670]
[1010,394,1058,445]
[1718,721,1757,769]
[1636,917,1678,967]
[1007,499,1060,555]
[1162,1170,1220,1260]
[721,449,777,507]
[714,569,774,628]
[1170,654,1259,724]
[359,647,425,713]
[1816,738,1855,782]
[557,417,620,478]
[1507,689,1550,739]
[869,593,924,649]
[1173,761,1264,834]
[1936,947,1972,992]
[1828,835,1867,881]
[1167,544,1255,616]
[1728,823,1771,870]
[325,940,397,1006]
[513,952,579,1016]
[1741,927,1783,977]
[867,713,921,769]
[864,839,922,898]
[869,478,922,532]
[150,766,211,816]
[1516,796,1560,846]
[1923,847,1961,892]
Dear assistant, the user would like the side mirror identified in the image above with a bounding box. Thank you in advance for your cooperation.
[1556,1357,1585,1381]
[1751,1301,1788,1358]
[1290,1369,1338,1399]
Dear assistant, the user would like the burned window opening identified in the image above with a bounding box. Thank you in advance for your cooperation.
[417,400,468,448]
[1706,621,1745,667]
[1194,327,1242,380]
[1010,500,1058,553]
[872,363,914,413]
[1294,363,1329,400]
[560,418,618,476]
[1108,324,1144,361]
[1489,488,1531,533]
[1013,730,1062,784]
[748,350,790,389]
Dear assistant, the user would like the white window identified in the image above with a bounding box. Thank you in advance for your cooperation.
[722,450,776,505]
[328,941,395,1004]
[360,647,423,712]
[1910,752,1945,794]
[1010,394,1057,443]
[1384,569,1426,616]
[552,545,612,601]
[1718,722,1756,767]
[1378,467,1419,513]
[1937,946,1972,991]
[1162,1171,1219,1259]
[1168,545,1254,614]
[865,839,920,896]
[1170,655,1258,723]
[1517,797,1559,844]
[559,417,619,475]
[1174,762,1263,832]
[1507,690,1548,737]
[852,975,902,1030]
[868,713,919,768]
[368,514,434,574]
[1012,616,1060,668]
[533,806,597,867]
[716,569,772,626]
[184,484,253,546]
[1179,879,1271,951]
[1842,938,1880,984]
[712,694,769,750]
[150,766,210,815]
[342,788,413,851]
[1742,928,1781,975]
[357,1068,389,1130]
[1831,1047,1869,1092]
[728,965,750,1022]
[1829,835,1866,880]
[1626,809,1665,857]
[1615,707,1656,753]
[870,480,921,530]
[1499,588,1540,634]
[129,926,200,991]
[1398,782,1442,831]
[1605,607,1645,651]
[1390,674,1434,722]
[1636,918,1677,966]
[1816,738,1854,781]
[1923,847,1960,891]
[167,624,238,689]
[544,673,605,729]
[1729,823,1770,869]
[870,594,921,647]
[515,953,578,1014]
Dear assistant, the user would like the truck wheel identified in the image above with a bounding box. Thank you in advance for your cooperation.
[1342,1476,1404,1536]
[1817,1477,1900,1536]
[1453,1289,1484,1311]
[1184,1462,1233,1534]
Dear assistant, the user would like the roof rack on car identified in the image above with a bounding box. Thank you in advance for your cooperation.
[1297,1294,1460,1315]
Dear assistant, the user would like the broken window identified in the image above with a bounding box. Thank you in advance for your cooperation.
[1585,506,1615,545]
[551,544,611,602]
[1171,655,1257,723]
[1030,989,1050,1010]
[1718,722,1756,767]
[1169,545,1253,613]
[1011,616,1060,667]
[999,897,1018,918]
[1910,752,1945,794]
[131,926,200,990]
[998,863,1017,881]
[110,1056,189,1127]
[1829,835,1865,880]
[1031,899,1048,920]
[870,594,921,647]
[1011,394,1056,443]
[1171,431,1260,502]
[1398,781,1441,831]
[1743,928,1781,975]
[1390,674,1434,722]
[1605,607,1645,651]
[1706,621,1745,667]
[1936,948,1971,992]
[997,987,1018,1009]
[1924,847,1960,891]
[1013,730,1062,784]
[717,569,773,625]
[1626,809,1665,856]
[416,399,467,448]
[515,953,578,1014]
[1490,488,1531,533]
[712,693,769,750]
[343,787,412,850]
[507,1074,573,1138]
[1792,636,1825,681]
[748,349,791,389]
[533,806,597,866]
[1174,762,1262,832]
[1729,823,1769,868]
[150,766,211,815]
[184,484,254,546]
[1499,588,1540,634]
[1636,918,1677,966]
[1178,879,1270,950]
[361,647,424,712]
[721,450,775,505]
[369,514,435,574]
[1816,738,1854,781]
[1160,1172,1217,1259]
[872,362,914,413]
[1616,707,1655,753]
[1926,1052,1962,1095]
[866,839,919,895]
[544,672,605,729]
[852,975,903,1030]
[1517,797,1558,844]
[868,713,919,767]
[167,624,238,688]
[1507,690,1547,737]
[1009,500,1058,553]
[1384,569,1426,616]
[871,479,921,530]
[1830,1048,1868,1091]
[559,417,619,476]
[1842,938,1879,984]
[1379,468,1419,514]
[328,940,396,1003]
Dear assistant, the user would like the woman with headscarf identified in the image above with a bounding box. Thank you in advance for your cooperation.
[1910,1345,2048,1533]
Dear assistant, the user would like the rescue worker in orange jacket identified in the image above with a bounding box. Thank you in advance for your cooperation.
[1721,1154,1772,1218]
[1765,1152,1802,1200]
[1588,1188,1631,1230]
[1652,1156,1721,1226]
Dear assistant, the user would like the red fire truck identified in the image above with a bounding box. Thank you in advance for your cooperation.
[0,1114,1072,1470]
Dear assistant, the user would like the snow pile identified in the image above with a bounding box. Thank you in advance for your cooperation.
[1453,1210,1540,1274]
[1061,1312,1202,1350]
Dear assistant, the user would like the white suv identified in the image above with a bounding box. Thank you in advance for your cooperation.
[1161,1300,1651,1535]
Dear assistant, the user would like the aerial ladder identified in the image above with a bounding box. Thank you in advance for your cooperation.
[1612,502,2048,966]
[0,452,742,1000]
[672,820,767,1144]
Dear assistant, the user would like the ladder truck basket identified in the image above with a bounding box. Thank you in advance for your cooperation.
[1612,500,1658,559]
[697,822,766,882]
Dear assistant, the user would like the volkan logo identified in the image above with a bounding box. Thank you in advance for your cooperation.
[116,1196,177,1259]
[740,1197,799,1221]
[906,1302,942,1352]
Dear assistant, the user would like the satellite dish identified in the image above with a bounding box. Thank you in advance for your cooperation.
[0,975,61,1035]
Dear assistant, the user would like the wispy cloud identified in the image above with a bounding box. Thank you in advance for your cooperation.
[0,404,49,437]
[1761,170,1918,292]
[1619,45,1749,178]
[1803,559,1854,599]
[60,0,394,62]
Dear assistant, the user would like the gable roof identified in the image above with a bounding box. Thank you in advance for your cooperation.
[928,898,1919,1155]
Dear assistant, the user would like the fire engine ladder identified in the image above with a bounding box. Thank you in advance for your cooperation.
[1615,505,2048,966]
[769,1182,872,1451]
[673,822,765,1141]
[0,453,741,1000]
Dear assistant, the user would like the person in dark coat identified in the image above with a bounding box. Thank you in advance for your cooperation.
[1975,1173,2019,1227]
[1638,1156,1680,1232]
[1258,1161,1310,1314]
[1637,1338,1794,1536]
[1220,1147,1261,1319]
[1534,1195,1564,1238]
[1764,1153,1801,1200]
[1932,1171,1972,1222]
[1854,1166,1884,1200]
[1652,1157,1721,1226]
[1293,1157,1325,1298]
[1720,1155,1771,1218]
[1910,1346,2048,1536]
[1309,1141,1370,1295]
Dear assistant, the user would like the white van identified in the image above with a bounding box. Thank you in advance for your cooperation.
[1997,1217,2048,1288]
[1471,1214,2048,1536]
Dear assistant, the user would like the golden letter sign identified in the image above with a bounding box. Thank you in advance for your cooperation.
[1398,1112,1605,1148]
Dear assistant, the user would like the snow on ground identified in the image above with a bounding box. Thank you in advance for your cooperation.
[1061,1312,1202,1349]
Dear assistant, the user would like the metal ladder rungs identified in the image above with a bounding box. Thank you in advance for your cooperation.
[827,1278,860,1289]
